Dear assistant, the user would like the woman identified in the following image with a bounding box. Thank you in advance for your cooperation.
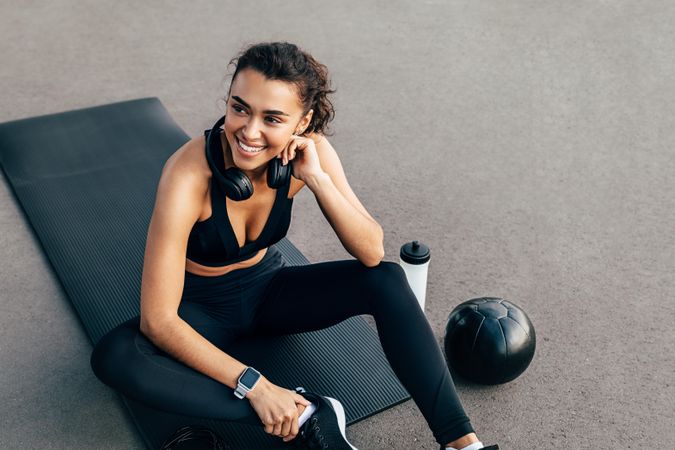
[90,42,498,450]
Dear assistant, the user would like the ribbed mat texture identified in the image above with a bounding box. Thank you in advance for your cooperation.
[0,98,410,449]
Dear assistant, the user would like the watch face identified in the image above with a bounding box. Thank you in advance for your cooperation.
[240,368,260,388]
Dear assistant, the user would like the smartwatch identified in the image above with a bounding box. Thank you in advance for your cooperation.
[234,366,261,399]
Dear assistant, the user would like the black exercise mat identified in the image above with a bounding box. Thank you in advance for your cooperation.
[0,98,410,449]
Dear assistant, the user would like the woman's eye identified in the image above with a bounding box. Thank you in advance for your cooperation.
[231,105,280,124]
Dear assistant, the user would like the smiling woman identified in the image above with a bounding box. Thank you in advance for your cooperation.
[90,41,497,450]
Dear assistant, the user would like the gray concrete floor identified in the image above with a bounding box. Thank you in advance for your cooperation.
[1,1,674,449]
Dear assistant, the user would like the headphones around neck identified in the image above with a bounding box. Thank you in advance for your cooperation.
[205,115,291,201]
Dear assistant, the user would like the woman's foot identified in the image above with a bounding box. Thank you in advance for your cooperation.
[290,387,358,449]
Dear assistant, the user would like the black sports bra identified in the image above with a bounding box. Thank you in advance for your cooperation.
[185,131,293,267]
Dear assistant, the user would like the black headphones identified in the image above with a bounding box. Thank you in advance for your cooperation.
[205,115,291,201]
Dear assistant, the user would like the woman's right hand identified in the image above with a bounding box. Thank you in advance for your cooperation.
[246,376,312,442]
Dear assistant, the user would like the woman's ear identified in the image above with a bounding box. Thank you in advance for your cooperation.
[297,109,314,134]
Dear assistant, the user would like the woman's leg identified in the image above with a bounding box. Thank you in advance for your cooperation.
[90,293,262,425]
[245,259,475,446]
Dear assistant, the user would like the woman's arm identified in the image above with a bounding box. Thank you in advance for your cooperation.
[139,143,249,390]
[306,135,385,267]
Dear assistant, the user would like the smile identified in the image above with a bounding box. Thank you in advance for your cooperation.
[237,138,267,153]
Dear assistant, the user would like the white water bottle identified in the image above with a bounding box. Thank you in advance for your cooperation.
[398,240,431,312]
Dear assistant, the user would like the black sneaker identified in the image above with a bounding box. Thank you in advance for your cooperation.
[290,387,357,449]
[439,445,499,450]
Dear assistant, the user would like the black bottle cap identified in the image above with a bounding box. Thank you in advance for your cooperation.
[400,240,430,265]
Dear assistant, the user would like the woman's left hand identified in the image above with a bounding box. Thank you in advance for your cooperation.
[277,134,324,182]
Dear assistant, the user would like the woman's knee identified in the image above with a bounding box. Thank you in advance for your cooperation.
[361,261,408,289]
[368,261,420,320]
[361,261,416,306]
[90,317,141,388]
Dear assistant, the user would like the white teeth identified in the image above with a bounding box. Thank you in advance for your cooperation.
[237,139,266,153]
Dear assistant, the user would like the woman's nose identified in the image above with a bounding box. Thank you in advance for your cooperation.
[241,117,263,140]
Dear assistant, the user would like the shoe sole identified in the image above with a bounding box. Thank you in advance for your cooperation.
[324,396,358,450]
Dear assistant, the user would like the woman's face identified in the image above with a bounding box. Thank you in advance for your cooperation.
[223,68,311,174]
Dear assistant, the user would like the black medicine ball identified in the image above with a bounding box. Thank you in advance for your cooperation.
[444,297,536,385]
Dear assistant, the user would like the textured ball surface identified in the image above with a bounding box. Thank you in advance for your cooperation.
[444,297,536,384]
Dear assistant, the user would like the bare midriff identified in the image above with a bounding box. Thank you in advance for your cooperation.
[185,247,268,277]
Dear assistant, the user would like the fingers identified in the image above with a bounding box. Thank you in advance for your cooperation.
[270,412,298,441]
[288,144,296,163]
[265,409,301,441]
[294,393,311,406]
[254,380,307,441]
[286,139,297,165]
[280,413,294,440]
[270,414,285,436]
[283,413,300,443]
[282,393,309,442]
[279,136,303,166]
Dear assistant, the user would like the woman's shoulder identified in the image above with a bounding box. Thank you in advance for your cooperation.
[153,137,211,211]
[160,134,210,193]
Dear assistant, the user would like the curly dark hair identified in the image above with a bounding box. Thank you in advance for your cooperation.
[223,41,337,136]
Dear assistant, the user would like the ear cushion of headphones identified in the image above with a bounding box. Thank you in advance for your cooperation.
[267,157,292,189]
[221,167,254,201]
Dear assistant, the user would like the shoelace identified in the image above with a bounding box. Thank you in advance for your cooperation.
[292,417,328,449]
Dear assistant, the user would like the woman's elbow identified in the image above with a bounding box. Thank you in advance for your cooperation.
[361,245,385,268]
[139,313,176,341]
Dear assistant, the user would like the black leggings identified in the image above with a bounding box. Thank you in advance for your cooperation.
[90,246,474,445]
